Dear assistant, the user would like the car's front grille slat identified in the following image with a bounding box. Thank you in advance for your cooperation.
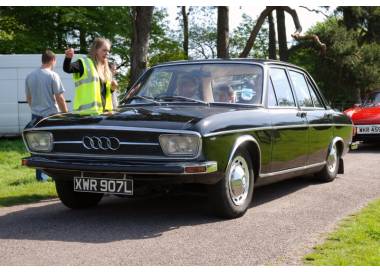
[51,130,164,157]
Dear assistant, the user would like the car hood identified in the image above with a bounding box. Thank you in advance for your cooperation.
[344,106,380,125]
[33,104,248,131]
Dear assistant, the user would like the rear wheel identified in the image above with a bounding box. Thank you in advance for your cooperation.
[209,149,254,219]
[315,142,340,182]
[55,178,103,209]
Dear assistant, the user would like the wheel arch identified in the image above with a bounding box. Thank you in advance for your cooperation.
[227,135,261,180]
[331,136,344,157]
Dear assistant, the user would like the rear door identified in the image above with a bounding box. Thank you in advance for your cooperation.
[287,69,333,164]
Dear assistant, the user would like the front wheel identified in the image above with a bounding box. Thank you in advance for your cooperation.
[209,149,254,219]
[315,142,340,182]
[55,178,103,209]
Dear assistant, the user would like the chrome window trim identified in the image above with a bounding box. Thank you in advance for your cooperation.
[259,162,326,178]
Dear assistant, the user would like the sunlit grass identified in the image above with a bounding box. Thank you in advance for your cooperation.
[0,138,57,207]
[304,199,380,265]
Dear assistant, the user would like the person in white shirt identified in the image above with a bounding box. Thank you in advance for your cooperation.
[25,49,68,181]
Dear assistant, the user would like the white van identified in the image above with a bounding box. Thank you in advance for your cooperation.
[0,54,75,137]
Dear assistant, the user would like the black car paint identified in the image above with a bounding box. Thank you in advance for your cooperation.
[23,59,353,188]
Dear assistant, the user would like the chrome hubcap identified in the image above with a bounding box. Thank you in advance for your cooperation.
[227,156,250,206]
[327,144,338,173]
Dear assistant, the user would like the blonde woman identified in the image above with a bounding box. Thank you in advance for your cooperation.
[64,37,118,113]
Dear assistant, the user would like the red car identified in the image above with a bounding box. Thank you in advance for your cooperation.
[344,90,380,143]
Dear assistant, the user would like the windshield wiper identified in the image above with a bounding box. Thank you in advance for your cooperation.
[123,95,160,105]
[155,95,208,105]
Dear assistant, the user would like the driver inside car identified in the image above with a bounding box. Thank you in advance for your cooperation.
[176,75,202,100]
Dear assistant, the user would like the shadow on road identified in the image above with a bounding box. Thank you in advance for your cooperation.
[0,176,318,244]
[252,176,317,207]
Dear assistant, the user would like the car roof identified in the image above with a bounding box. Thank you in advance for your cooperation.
[152,58,305,71]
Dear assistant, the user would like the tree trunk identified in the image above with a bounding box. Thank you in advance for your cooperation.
[355,88,362,104]
[217,6,229,58]
[181,6,189,59]
[130,6,154,85]
[240,6,326,58]
[79,28,87,54]
[268,10,277,59]
[276,8,288,61]
[239,7,275,58]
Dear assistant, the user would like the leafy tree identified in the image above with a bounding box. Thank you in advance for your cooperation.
[188,7,218,59]
[289,16,380,108]
[148,8,185,66]
[230,13,268,59]
[337,6,380,43]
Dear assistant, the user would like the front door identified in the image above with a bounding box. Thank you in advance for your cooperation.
[267,67,309,172]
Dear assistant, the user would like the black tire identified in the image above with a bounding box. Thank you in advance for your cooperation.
[315,141,340,182]
[209,148,254,219]
[55,178,103,209]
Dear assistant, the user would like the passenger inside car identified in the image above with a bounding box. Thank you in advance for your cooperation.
[215,84,234,103]
[176,74,202,100]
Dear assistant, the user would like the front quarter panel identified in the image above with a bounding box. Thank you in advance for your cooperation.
[198,108,272,174]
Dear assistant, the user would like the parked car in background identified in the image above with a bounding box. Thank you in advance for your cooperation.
[22,59,354,218]
[344,90,380,143]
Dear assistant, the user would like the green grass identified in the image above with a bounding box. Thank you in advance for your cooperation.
[304,199,380,265]
[0,138,57,207]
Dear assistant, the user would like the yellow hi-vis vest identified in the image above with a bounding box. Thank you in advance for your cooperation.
[73,57,113,114]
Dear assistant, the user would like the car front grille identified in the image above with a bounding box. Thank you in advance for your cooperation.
[51,129,164,157]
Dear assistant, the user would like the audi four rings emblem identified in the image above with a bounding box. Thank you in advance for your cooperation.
[82,136,120,151]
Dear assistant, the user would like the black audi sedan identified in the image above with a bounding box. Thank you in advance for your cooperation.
[22,59,354,218]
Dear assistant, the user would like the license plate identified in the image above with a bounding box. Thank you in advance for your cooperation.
[73,176,133,195]
[356,125,380,134]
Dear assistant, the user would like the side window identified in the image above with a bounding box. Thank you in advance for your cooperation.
[306,78,324,108]
[267,78,277,106]
[269,68,296,107]
[289,71,313,107]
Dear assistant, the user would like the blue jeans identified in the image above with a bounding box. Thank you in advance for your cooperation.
[31,114,48,181]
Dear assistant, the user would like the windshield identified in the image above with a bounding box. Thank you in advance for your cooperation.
[364,92,380,105]
[124,63,263,105]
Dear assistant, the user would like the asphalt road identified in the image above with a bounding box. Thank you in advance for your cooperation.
[0,144,379,265]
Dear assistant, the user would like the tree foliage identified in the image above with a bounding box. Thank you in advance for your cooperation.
[0,7,184,91]
[230,13,268,59]
[1,5,379,105]
[289,16,380,107]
